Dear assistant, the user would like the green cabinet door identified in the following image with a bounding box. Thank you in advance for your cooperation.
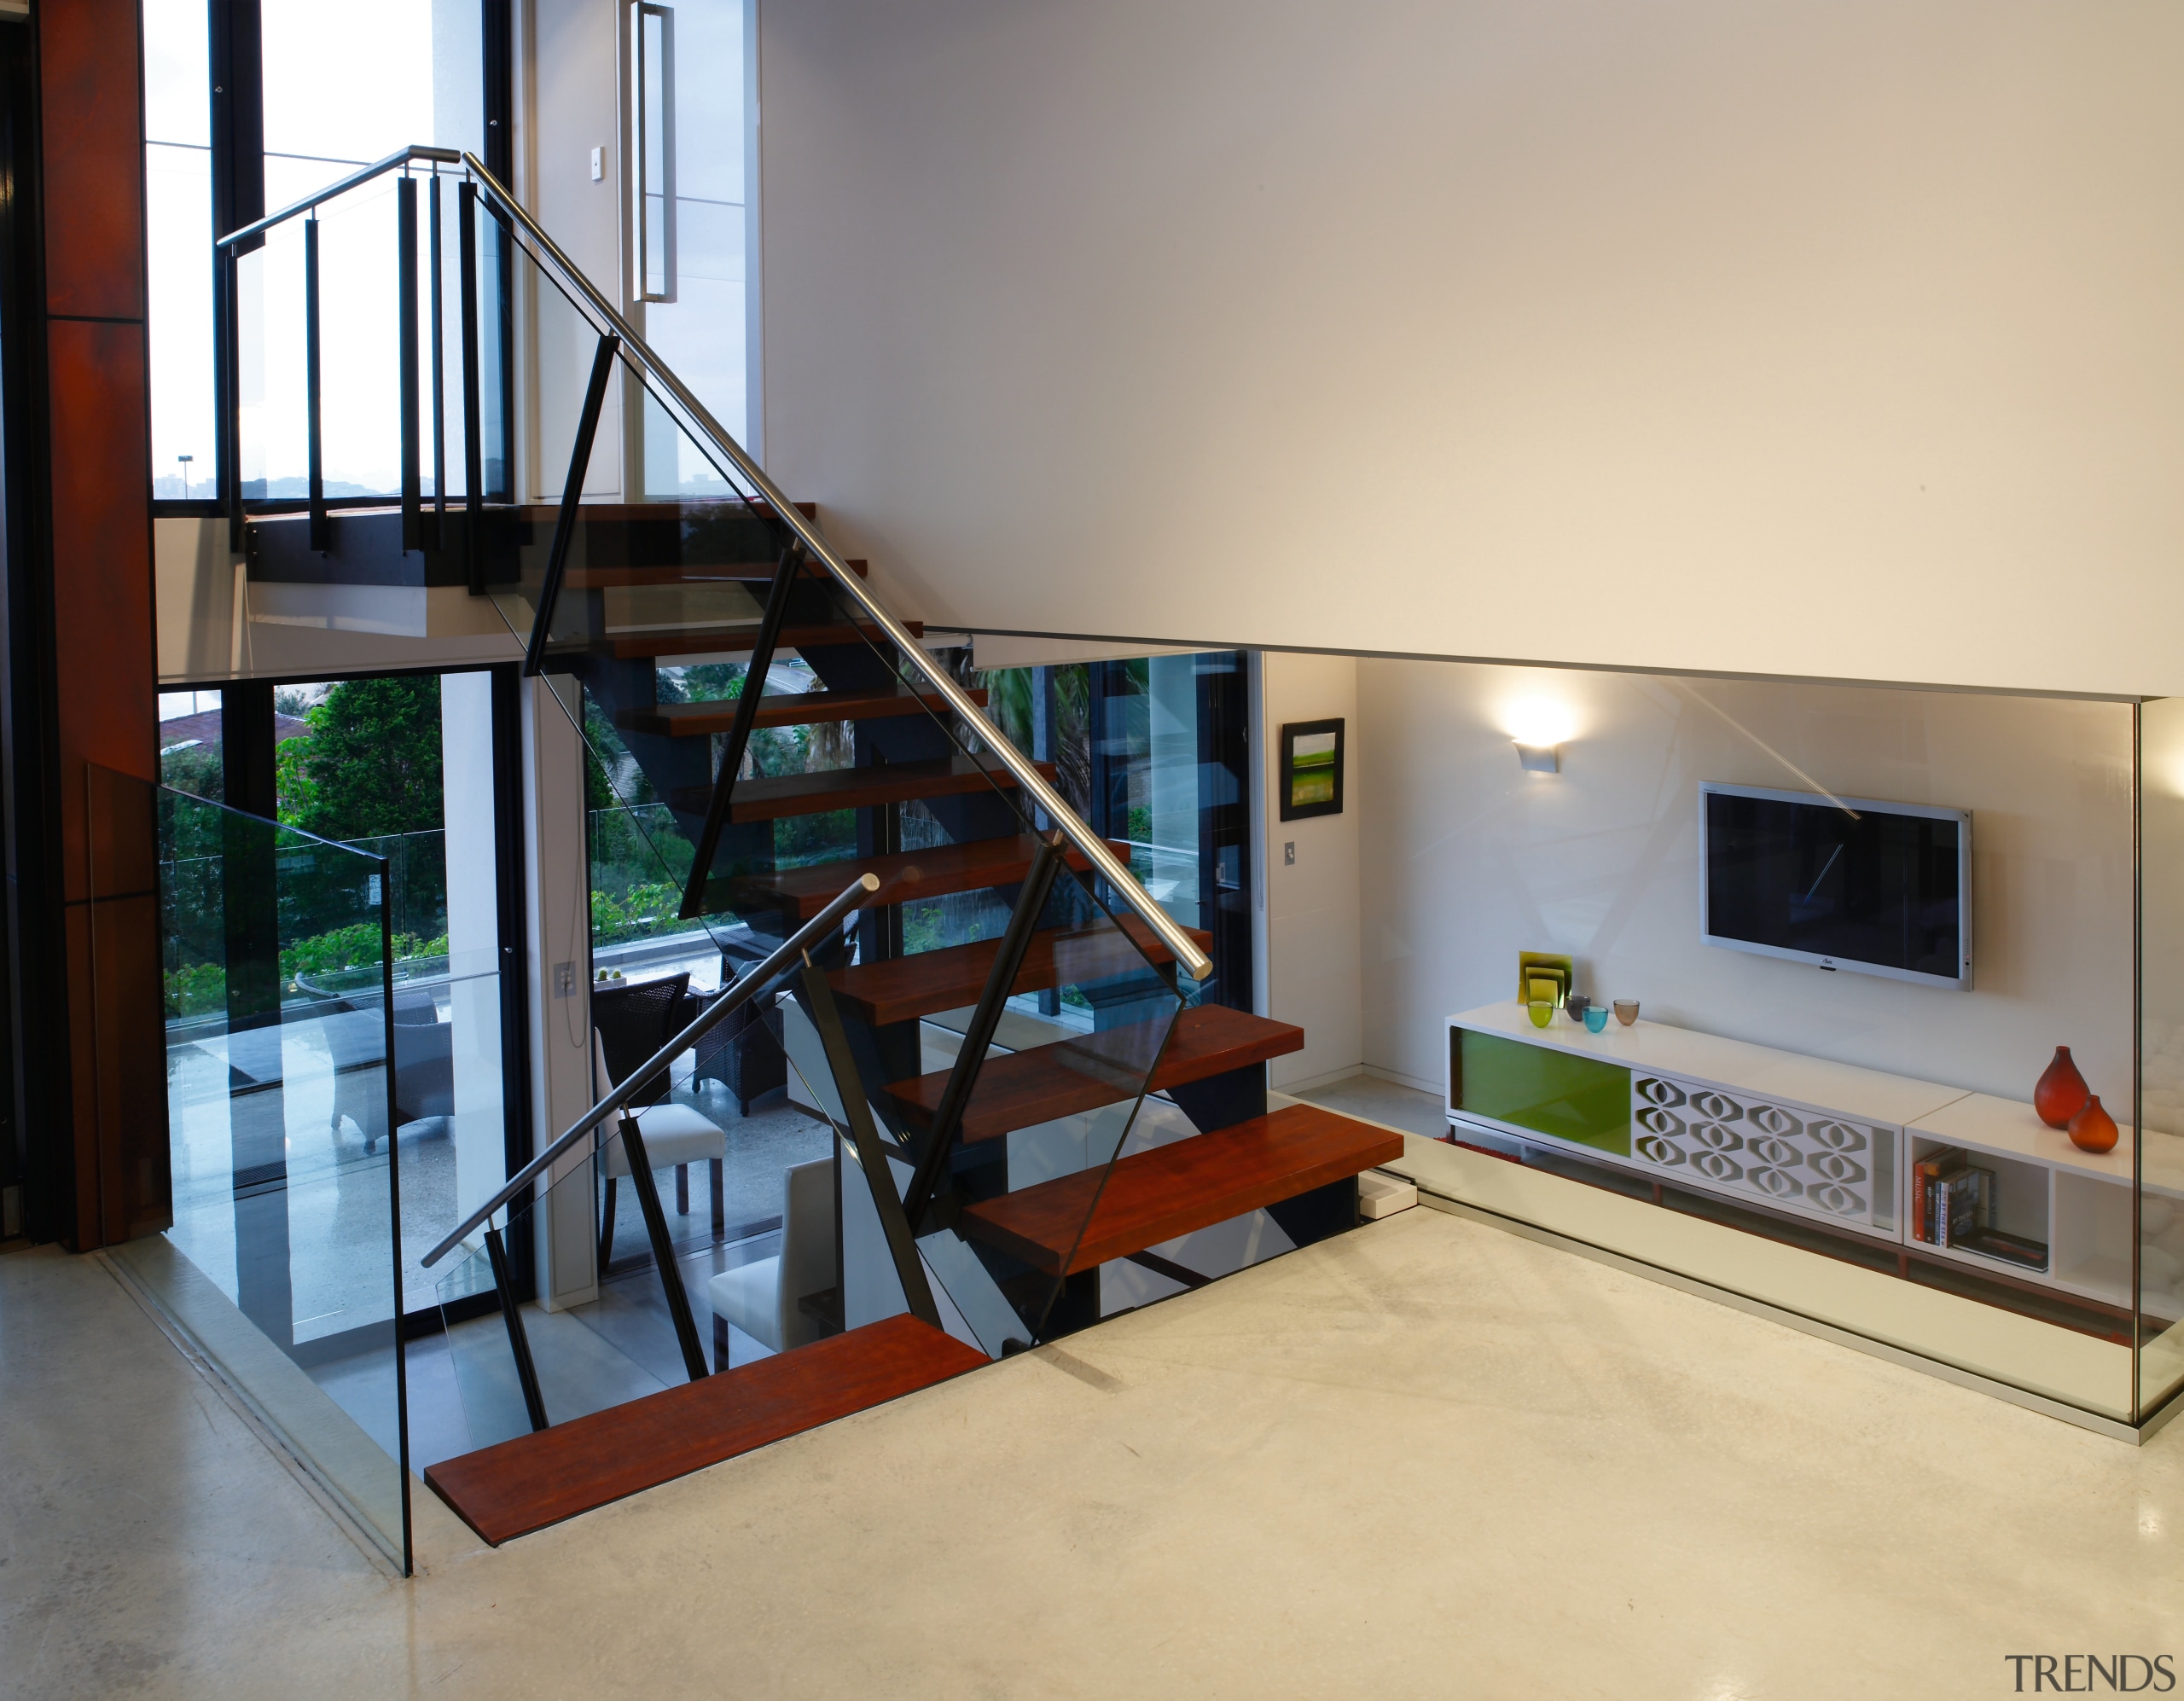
[1453,1028,1632,1158]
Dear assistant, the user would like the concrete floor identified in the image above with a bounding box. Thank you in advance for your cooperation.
[6,1197,2184,1698]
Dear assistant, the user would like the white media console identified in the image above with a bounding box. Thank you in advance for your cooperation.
[1446,1002,2184,1317]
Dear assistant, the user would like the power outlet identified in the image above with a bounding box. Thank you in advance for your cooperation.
[1284,841,1296,866]
[554,961,578,999]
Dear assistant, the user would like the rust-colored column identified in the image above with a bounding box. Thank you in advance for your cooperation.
[40,0,167,1249]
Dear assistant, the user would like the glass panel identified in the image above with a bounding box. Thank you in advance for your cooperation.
[235,214,309,500]
[272,672,508,1318]
[112,774,410,1571]
[2140,698,2184,1420]
[639,0,747,465]
[313,183,404,499]
[158,689,224,799]
[145,0,213,496]
[262,0,481,192]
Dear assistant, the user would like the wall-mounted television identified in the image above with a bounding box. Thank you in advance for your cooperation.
[1700,782,1972,990]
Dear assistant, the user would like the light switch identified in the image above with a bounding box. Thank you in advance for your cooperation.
[554,961,578,998]
[1284,841,1296,866]
[590,147,604,182]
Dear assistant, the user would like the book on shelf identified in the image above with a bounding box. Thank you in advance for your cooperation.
[1952,1227,2048,1271]
[1912,1147,1964,1244]
[1911,1148,1999,1250]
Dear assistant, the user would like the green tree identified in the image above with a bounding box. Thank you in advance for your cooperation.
[277,676,444,839]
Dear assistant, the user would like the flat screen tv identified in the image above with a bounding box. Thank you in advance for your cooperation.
[1700,782,1971,990]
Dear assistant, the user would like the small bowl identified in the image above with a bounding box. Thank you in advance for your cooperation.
[1614,999,1640,1027]
[1584,1006,1608,1034]
[1528,998,1553,1030]
[1565,993,1591,1025]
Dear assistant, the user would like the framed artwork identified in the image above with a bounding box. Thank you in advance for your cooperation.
[1280,718,1345,821]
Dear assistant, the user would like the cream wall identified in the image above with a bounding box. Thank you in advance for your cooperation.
[1258,652,1362,1091]
[1354,659,2136,1118]
[756,1,2184,698]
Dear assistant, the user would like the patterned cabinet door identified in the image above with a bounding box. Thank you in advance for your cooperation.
[1630,1073,1900,1241]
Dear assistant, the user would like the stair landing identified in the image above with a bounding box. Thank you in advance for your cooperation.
[423,1315,985,1546]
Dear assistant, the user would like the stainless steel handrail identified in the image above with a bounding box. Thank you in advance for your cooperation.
[212,148,1213,984]
[453,154,1213,983]
[217,144,462,249]
[421,873,880,1269]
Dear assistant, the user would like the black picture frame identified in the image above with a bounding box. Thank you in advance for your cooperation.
[1279,718,1345,821]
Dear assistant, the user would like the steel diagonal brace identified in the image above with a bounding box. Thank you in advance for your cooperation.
[899,833,1067,1232]
[679,540,803,918]
[797,961,943,1328]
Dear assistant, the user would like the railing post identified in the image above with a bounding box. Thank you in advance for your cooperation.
[220,241,244,552]
[484,1223,549,1431]
[304,216,326,552]
[525,332,620,675]
[617,1116,710,1383]
[797,961,943,1328]
[427,173,446,550]
[460,178,485,594]
[398,173,421,554]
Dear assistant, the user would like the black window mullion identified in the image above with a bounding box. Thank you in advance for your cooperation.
[207,0,263,529]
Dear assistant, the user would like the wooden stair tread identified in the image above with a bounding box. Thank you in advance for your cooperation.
[723,835,1124,919]
[607,619,923,660]
[828,916,1212,1028]
[959,1104,1403,1275]
[668,756,1051,823]
[421,1315,984,1547]
[887,1004,1305,1147]
[617,685,982,738]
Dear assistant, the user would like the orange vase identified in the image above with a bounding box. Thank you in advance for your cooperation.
[2034,1046,2091,1129]
[2068,1094,2120,1156]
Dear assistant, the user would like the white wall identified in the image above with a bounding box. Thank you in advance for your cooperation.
[1354,659,2136,1118]
[1258,651,1362,1091]
[756,1,2184,698]
[522,673,601,1311]
[441,671,507,1230]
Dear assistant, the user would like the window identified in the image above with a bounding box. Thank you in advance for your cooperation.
[145,0,215,500]
[144,0,491,506]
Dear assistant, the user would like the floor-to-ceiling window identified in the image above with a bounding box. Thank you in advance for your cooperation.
[142,0,500,513]
[635,0,752,491]
[156,669,522,1340]
[144,0,216,500]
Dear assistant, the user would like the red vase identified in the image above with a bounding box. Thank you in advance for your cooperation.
[2034,1046,2091,1129]
[2069,1094,2120,1156]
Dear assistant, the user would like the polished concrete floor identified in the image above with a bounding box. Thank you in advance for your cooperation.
[7,1189,2184,1698]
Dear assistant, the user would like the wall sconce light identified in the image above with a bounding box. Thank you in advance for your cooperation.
[1502,697,1573,778]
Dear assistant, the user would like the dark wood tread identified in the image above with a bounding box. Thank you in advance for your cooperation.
[960,1104,1404,1275]
[720,834,1125,920]
[565,558,868,590]
[608,619,924,660]
[617,684,982,738]
[668,755,1051,824]
[888,1004,1305,1147]
[422,1315,985,1547]
[829,915,1212,1028]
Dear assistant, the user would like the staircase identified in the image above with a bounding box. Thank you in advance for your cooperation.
[226,147,1404,1543]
